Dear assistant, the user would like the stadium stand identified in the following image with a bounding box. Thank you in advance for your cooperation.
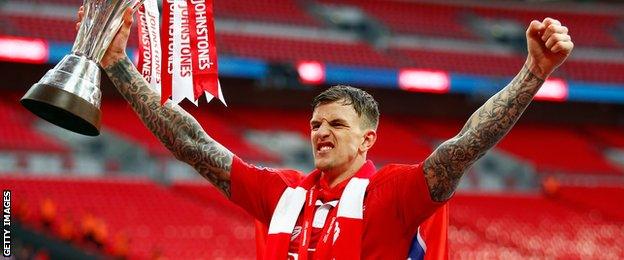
[471,6,622,48]
[1,2,623,83]
[318,0,477,39]
[0,15,76,43]
[450,193,624,259]
[392,116,621,175]
[584,126,624,149]
[496,124,621,175]
[7,176,623,259]
[101,101,280,162]
[100,102,170,157]
[366,117,433,164]
[217,32,397,67]
[0,100,69,154]
[214,0,321,27]
[553,185,624,221]
[391,47,526,77]
[564,60,624,84]
[5,176,256,259]
[322,0,622,48]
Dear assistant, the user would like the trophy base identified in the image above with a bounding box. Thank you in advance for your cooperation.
[21,54,103,136]
[21,85,101,136]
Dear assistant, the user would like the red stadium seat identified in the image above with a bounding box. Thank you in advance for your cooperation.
[553,185,624,221]
[497,124,621,175]
[4,176,256,259]
[583,126,624,149]
[217,32,398,67]
[471,6,622,48]
[391,48,526,77]
[100,101,280,163]
[319,0,477,39]
[0,100,69,154]
[450,193,624,258]
[215,0,321,27]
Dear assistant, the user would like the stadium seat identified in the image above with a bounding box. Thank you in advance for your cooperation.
[319,0,477,39]
[5,176,256,259]
[0,100,69,154]
[583,126,624,149]
[101,101,280,163]
[217,32,398,67]
[553,185,624,221]
[471,6,622,48]
[215,0,321,27]
[450,193,624,258]
[497,124,621,175]
[391,47,526,77]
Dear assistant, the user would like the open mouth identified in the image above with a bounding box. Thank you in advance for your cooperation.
[316,141,334,153]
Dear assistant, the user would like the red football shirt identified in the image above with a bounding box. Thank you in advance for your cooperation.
[230,156,445,259]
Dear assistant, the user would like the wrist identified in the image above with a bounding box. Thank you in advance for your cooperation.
[100,52,128,70]
[524,58,550,80]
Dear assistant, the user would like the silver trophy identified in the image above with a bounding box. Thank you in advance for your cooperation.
[20,0,143,136]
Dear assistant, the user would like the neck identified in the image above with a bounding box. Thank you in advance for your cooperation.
[322,156,366,188]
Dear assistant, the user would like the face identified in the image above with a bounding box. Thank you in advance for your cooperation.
[310,101,375,173]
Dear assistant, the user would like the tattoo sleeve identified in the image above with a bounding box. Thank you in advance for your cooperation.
[104,56,233,197]
[423,65,545,201]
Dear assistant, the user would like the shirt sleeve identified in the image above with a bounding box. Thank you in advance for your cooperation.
[376,163,447,235]
[229,156,302,225]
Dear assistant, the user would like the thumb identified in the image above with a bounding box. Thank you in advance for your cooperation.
[526,20,545,40]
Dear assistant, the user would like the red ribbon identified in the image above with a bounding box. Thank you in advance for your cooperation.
[187,0,219,101]
[160,0,174,104]
[138,0,221,105]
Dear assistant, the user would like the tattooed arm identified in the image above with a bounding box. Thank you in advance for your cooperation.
[93,8,233,196]
[104,57,233,196]
[423,18,574,201]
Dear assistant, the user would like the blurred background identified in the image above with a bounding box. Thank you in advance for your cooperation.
[1,0,623,259]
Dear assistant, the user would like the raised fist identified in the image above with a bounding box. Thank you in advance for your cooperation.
[525,18,574,79]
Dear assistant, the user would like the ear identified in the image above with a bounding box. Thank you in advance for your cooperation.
[360,129,377,153]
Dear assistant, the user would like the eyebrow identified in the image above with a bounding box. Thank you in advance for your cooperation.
[329,119,348,125]
[309,118,349,125]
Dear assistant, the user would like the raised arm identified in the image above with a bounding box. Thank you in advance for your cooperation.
[423,18,573,201]
[86,7,233,196]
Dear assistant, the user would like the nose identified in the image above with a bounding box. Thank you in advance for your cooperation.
[316,122,331,138]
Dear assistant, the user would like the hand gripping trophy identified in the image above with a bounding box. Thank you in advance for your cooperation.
[20,0,143,136]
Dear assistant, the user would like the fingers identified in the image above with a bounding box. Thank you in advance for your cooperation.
[545,33,571,49]
[116,7,134,40]
[78,5,84,20]
[541,18,568,42]
[526,20,546,37]
[551,41,574,54]
[122,6,134,28]
[76,6,84,31]
[539,18,573,54]
[542,17,561,27]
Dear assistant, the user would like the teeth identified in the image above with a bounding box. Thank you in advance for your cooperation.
[319,146,332,151]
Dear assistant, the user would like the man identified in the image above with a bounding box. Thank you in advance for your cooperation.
[78,6,573,259]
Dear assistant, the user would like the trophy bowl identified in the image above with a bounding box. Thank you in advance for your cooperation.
[20,0,142,136]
